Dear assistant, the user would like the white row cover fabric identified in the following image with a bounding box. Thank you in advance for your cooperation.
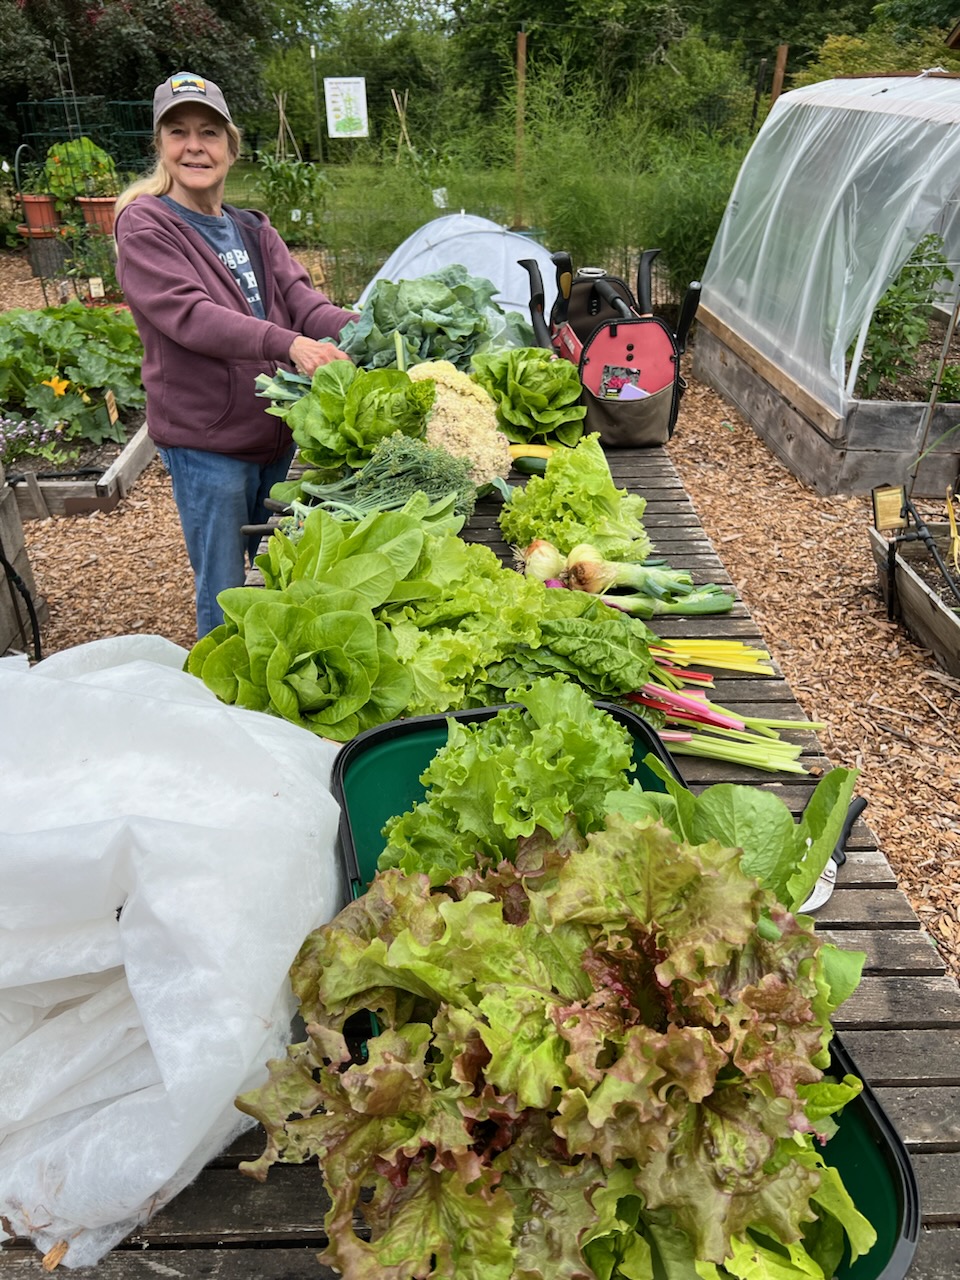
[701,74,960,415]
[0,636,344,1268]
[356,211,558,321]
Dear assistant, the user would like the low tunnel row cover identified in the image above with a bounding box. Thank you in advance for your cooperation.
[355,212,558,323]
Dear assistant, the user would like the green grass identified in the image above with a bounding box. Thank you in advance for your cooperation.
[224,161,263,208]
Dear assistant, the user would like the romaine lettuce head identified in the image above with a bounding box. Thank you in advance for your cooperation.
[471,346,587,447]
[281,362,433,470]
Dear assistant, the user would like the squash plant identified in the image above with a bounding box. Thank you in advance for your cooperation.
[0,300,144,466]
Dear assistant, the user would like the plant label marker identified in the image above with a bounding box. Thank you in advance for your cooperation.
[104,389,119,424]
[89,276,105,299]
[872,485,908,532]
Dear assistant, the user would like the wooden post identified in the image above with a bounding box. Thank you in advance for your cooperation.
[770,44,789,106]
[514,26,527,230]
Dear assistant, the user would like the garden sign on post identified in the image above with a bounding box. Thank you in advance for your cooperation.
[323,77,369,139]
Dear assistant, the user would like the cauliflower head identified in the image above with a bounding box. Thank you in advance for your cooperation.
[408,359,513,486]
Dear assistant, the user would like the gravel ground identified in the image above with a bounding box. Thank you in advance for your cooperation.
[4,248,959,982]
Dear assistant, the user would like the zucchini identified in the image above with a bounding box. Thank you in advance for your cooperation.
[512,454,549,476]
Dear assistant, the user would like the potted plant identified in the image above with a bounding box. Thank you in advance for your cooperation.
[14,156,59,234]
[43,137,120,234]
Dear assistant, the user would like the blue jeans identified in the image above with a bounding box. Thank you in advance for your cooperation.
[158,445,295,638]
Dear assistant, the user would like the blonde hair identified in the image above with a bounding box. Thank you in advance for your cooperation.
[114,117,243,216]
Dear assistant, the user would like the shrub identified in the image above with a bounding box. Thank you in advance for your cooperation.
[636,135,748,300]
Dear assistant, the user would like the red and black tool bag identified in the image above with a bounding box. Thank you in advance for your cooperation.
[550,274,684,448]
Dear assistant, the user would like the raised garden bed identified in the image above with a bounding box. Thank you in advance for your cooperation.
[4,418,155,520]
[869,521,960,678]
[693,303,960,498]
[0,460,48,655]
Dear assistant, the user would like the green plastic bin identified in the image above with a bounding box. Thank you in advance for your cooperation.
[331,700,684,895]
[329,705,920,1280]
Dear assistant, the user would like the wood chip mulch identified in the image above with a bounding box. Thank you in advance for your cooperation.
[666,383,960,983]
[5,247,958,983]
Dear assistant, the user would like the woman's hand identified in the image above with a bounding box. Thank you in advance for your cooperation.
[289,335,352,377]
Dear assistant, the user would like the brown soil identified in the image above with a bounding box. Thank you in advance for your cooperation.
[904,535,960,609]
[4,247,959,983]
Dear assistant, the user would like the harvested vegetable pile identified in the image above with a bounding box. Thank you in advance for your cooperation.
[5,231,956,983]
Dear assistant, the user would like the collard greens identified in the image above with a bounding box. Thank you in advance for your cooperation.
[337,265,535,371]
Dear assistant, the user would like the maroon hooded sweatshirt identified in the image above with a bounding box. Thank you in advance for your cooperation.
[115,195,357,465]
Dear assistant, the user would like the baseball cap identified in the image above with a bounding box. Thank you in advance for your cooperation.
[153,72,232,129]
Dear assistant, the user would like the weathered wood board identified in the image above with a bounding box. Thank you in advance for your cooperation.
[869,523,960,678]
[10,420,156,520]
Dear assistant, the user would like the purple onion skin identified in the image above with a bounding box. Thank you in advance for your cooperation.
[543,578,568,589]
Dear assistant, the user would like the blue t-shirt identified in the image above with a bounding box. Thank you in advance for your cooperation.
[161,196,265,319]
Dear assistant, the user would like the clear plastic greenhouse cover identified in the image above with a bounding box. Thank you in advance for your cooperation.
[701,73,960,415]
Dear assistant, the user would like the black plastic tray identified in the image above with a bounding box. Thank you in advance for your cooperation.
[828,1034,920,1280]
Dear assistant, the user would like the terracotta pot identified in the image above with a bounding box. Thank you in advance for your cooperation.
[76,196,117,235]
[19,193,59,233]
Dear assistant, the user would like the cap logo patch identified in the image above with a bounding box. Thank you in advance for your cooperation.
[171,74,206,96]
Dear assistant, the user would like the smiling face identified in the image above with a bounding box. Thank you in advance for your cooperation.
[158,104,235,214]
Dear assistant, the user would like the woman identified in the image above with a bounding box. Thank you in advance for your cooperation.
[115,71,357,638]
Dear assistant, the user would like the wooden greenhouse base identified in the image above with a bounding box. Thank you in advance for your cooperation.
[693,304,960,498]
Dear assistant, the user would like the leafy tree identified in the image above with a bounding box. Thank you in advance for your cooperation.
[690,0,879,67]
[628,31,755,138]
[447,0,686,112]
[0,0,275,157]
[792,21,960,84]
[871,0,958,38]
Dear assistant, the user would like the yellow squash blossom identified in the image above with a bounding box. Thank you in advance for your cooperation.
[42,375,70,396]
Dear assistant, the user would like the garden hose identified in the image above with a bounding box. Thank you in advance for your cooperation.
[0,531,42,663]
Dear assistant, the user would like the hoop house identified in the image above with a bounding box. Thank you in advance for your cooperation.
[694,74,960,496]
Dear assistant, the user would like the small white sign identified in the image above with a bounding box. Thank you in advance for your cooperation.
[323,77,369,138]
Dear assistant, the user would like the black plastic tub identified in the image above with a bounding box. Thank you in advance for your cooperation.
[329,704,921,1280]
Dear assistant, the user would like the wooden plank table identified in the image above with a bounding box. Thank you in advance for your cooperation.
[3,446,959,1277]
